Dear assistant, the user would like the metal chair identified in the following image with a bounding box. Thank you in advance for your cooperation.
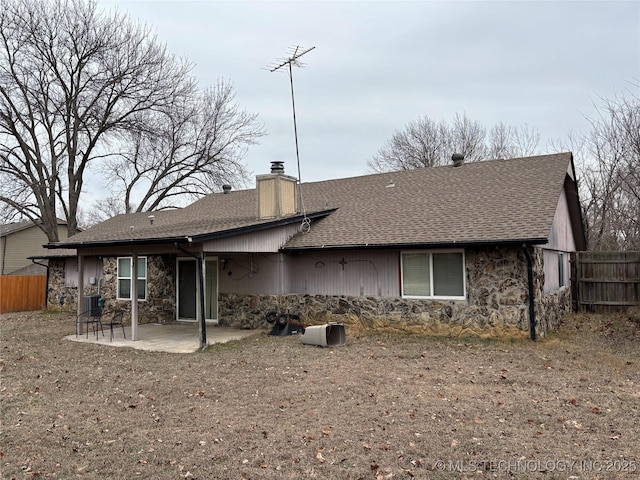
[76,309,104,340]
[107,310,126,341]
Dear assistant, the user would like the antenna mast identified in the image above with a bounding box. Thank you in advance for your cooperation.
[269,45,315,230]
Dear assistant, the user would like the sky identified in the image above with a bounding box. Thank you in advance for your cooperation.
[98,0,640,187]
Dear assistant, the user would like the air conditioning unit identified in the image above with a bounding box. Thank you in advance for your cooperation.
[85,295,101,316]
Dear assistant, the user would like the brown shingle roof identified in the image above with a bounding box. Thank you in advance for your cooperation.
[287,152,574,249]
[1,219,68,236]
[51,153,578,249]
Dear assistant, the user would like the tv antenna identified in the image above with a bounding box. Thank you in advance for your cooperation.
[268,45,315,233]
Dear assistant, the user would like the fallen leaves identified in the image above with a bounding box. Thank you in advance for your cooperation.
[2,310,639,480]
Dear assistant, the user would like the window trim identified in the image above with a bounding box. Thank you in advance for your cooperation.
[117,256,147,301]
[400,249,466,300]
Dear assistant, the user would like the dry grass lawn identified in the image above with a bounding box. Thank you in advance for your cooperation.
[1,310,639,479]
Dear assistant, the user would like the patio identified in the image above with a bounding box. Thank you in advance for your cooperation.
[66,322,266,353]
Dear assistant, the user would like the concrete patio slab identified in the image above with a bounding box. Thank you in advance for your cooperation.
[66,323,266,353]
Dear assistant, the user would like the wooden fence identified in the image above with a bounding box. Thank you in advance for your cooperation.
[572,251,640,313]
[0,275,47,313]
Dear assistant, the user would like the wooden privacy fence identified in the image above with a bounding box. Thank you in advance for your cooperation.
[0,275,47,313]
[572,251,640,313]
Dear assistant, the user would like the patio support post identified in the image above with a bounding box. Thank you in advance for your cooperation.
[174,242,207,349]
[131,254,139,341]
[198,253,207,349]
[76,254,84,335]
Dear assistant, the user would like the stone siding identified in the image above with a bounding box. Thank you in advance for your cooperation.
[99,256,176,324]
[47,259,77,312]
[47,246,573,337]
[537,286,573,336]
[47,255,177,324]
[219,246,572,338]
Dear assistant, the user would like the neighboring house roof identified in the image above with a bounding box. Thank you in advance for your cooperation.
[0,218,68,237]
[49,152,586,251]
[8,263,47,276]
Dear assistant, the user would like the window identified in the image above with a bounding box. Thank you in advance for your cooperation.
[117,257,147,300]
[401,250,465,299]
[558,252,565,288]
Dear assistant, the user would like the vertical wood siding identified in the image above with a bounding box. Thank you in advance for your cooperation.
[0,275,47,313]
[288,250,400,296]
[217,250,400,297]
[202,224,302,253]
[218,253,285,295]
[545,189,577,252]
[63,257,101,288]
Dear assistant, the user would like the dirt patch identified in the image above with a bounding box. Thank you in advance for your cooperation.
[1,311,639,479]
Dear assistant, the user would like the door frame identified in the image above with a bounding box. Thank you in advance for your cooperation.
[176,256,218,323]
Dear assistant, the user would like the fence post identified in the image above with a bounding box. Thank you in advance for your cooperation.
[570,252,578,312]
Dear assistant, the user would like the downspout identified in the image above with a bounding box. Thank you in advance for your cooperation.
[522,244,536,341]
[174,242,207,349]
[31,259,50,309]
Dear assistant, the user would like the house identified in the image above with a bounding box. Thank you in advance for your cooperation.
[46,152,586,341]
[1,219,74,275]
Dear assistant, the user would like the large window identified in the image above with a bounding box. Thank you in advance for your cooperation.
[117,257,147,300]
[401,250,465,299]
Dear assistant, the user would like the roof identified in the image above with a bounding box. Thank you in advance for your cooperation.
[50,152,584,250]
[28,248,77,259]
[1,219,68,237]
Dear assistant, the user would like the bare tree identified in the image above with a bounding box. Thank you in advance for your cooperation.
[488,122,514,160]
[489,122,540,159]
[83,195,124,226]
[368,116,450,172]
[0,0,262,240]
[368,113,540,173]
[553,87,640,251]
[98,80,262,216]
[581,88,640,250]
[450,113,486,162]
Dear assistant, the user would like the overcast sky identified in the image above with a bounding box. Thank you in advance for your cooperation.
[99,0,640,187]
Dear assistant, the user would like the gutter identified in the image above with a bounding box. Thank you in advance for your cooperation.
[522,244,537,341]
[282,237,549,253]
[45,210,335,250]
[174,242,207,349]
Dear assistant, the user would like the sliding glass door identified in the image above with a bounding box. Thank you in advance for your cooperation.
[177,257,218,322]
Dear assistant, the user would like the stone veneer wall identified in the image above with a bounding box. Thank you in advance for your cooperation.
[47,259,77,312]
[218,246,573,338]
[47,255,177,324]
[98,255,176,323]
[47,246,573,337]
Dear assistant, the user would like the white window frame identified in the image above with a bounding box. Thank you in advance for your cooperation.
[401,249,466,300]
[117,256,147,301]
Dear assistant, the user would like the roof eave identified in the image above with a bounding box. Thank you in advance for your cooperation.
[46,209,336,250]
[282,237,549,252]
